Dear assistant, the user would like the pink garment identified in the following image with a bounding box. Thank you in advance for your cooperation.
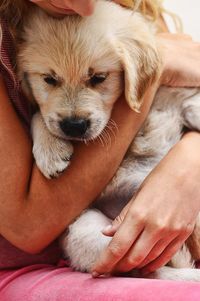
[0,263,200,301]
[0,236,62,269]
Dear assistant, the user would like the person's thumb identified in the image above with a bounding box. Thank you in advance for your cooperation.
[101,201,132,236]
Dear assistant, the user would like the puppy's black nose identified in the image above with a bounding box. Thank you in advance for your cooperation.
[59,118,90,138]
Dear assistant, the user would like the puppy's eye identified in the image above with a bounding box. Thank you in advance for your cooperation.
[44,76,58,86]
[89,73,108,86]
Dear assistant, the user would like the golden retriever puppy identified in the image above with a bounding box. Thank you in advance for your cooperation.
[17,0,200,281]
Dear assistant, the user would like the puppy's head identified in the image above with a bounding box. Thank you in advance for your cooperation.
[18,0,161,141]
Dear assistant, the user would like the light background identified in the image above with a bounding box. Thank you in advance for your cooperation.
[163,0,200,41]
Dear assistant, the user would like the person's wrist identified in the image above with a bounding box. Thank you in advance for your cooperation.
[175,131,200,171]
[156,46,168,86]
[154,132,200,188]
[156,33,178,87]
[177,132,200,214]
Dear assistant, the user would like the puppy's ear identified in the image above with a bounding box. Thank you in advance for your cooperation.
[115,29,161,112]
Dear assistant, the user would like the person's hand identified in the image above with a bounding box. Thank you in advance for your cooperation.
[158,33,200,87]
[30,0,96,16]
[30,0,136,16]
[92,132,200,277]
[29,0,135,16]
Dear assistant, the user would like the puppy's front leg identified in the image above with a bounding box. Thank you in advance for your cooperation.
[31,112,73,179]
[61,209,112,272]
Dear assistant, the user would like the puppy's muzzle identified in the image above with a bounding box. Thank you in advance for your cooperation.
[59,117,90,138]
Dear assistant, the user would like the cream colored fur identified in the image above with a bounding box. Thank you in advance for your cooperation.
[17,0,200,281]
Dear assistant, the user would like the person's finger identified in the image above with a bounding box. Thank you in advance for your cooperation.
[114,227,178,273]
[102,200,133,237]
[71,0,96,16]
[137,237,176,268]
[114,230,159,272]
[92,211,145,277]
[102,224,118,237]
[141,235,188,275]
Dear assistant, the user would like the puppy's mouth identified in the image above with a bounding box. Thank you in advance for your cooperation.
[46,117,104,142]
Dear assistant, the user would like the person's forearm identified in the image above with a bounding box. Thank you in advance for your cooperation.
[0,76,157,253]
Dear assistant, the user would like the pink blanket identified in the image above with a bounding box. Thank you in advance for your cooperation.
[0,263,200,300]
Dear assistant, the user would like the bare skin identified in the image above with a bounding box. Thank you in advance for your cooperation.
[30,0,97,16]
[160,33,200,87]
[1,0,200,274]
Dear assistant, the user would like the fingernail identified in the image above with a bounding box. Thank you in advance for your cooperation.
[92,271,111,278]
[102,225,113,233]
[92,271,100,278]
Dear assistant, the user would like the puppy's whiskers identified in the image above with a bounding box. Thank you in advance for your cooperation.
[99,120,118,149]
[108,119,119,134]
[97,134,106,148]
[100,129,111,148]
[83,138,88,145]
[103,119,118,146]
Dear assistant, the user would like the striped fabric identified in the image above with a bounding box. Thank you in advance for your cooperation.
[0,18,32,128]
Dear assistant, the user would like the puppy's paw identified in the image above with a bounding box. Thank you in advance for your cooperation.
[32,112,74,179]
[60,209,112,272]
[33,137,73,179]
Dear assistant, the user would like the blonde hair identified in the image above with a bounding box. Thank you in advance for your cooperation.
[121,0,164,20]
[0,0,165,29]
[0,0,28,28]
